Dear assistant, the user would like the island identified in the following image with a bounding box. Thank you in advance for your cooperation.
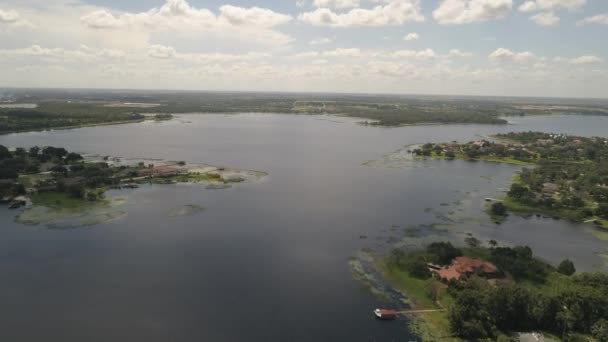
[0,144,266,226]
[413,132,608,229]
[363,240,608,341]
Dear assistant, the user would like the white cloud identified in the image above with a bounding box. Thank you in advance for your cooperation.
[219,5,292,28]
[390,49,437,59]
[0,8,33,28]
[447,49,473,57]
[518,0,585,12]
[489,48,535,63]
[569,55,601,65]
[312,0,360,9]
[298,0,424,27]
[530,12,560,26]
[323,48,362,57]
[81,10,124,29]
[577,13,608,26]
[0,9,19,23]
[518,1,537,12]
[309,37,334,45]
[148,44,176,59]
[79,0,293,47]
[403,32,419,41]
[433,0,513,25]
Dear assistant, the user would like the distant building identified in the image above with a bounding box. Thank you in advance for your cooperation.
[542,183,559,195]
[434,257,499,282]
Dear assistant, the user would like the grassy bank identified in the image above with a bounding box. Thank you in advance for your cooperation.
[380,260,459,341]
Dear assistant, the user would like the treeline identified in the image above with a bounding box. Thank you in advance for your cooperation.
[449,271,608,341]
[0,144,122,201]
[0,103,144,133]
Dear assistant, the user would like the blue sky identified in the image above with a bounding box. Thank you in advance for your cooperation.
[0,0,607,97]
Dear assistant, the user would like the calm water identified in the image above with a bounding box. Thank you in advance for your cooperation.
[1,114,608,341]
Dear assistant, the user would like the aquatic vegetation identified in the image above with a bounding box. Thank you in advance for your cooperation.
[16,196,127,229]
[168,204,206,218]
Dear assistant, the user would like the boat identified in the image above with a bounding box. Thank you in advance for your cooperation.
[374,308,399,320]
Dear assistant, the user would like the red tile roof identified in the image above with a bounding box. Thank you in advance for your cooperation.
[436,257,498,281]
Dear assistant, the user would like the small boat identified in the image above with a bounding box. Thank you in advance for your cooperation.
[374,309,399,320]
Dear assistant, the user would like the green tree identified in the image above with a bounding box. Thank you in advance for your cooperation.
[65,152,83,163]
[406,257,432,279]
[0,145,11,160]
[427,242,462,265]
[592,319,608,342]
[597,204,608,219]
[465,236,481,248]
[558,259,576,276]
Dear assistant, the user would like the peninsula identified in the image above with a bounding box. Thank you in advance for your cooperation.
[413,132,608,228]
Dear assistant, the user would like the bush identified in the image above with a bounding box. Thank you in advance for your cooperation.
[491,202,507,216]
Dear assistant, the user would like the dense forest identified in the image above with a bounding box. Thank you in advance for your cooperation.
[0,103,144,133]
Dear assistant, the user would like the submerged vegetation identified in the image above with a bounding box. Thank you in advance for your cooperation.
[415,132,608,228]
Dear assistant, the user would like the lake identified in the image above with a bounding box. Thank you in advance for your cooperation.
[1,113,607,341]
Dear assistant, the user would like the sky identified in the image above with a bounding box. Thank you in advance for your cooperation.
[0,0,607,98]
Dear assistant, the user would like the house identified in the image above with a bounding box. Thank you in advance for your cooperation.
[542,183,559,195]
[434,257,499,282]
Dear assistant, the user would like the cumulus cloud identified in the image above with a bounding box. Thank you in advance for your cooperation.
[518,0,585,12]
[148,44,176,59]
[489,48,535,63]
[0,9,20,23]
[298,0,424,27]
[403,32,419,41]
[518,1,538,12]
[390,49,436,59]
[530,12,560,26]
[568,55,601,65]
[0,8,33,28]
[433,0,513,25]
[80,10,124,29]
[312,0,360,9]
[577,13,608,26]
[219,5,292,28]
[79,0,293,47]
[447,49,473,57]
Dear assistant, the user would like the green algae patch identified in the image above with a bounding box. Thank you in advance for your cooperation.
[16,196,127,229]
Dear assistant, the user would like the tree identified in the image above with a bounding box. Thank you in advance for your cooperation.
[558,259,576,276]
[489,240,498,247]
[445,151,456,160]
[65,152,83,163]
[465,236,481,248]
[427,242,463,265]
[597,204,608,219]
[406,257,431,279]
[0,145,11,160]
[592,319,608,342]
[67,184,85,199]
[28,146,40,158]
[491,202,507,216]
[509,183,529,199]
